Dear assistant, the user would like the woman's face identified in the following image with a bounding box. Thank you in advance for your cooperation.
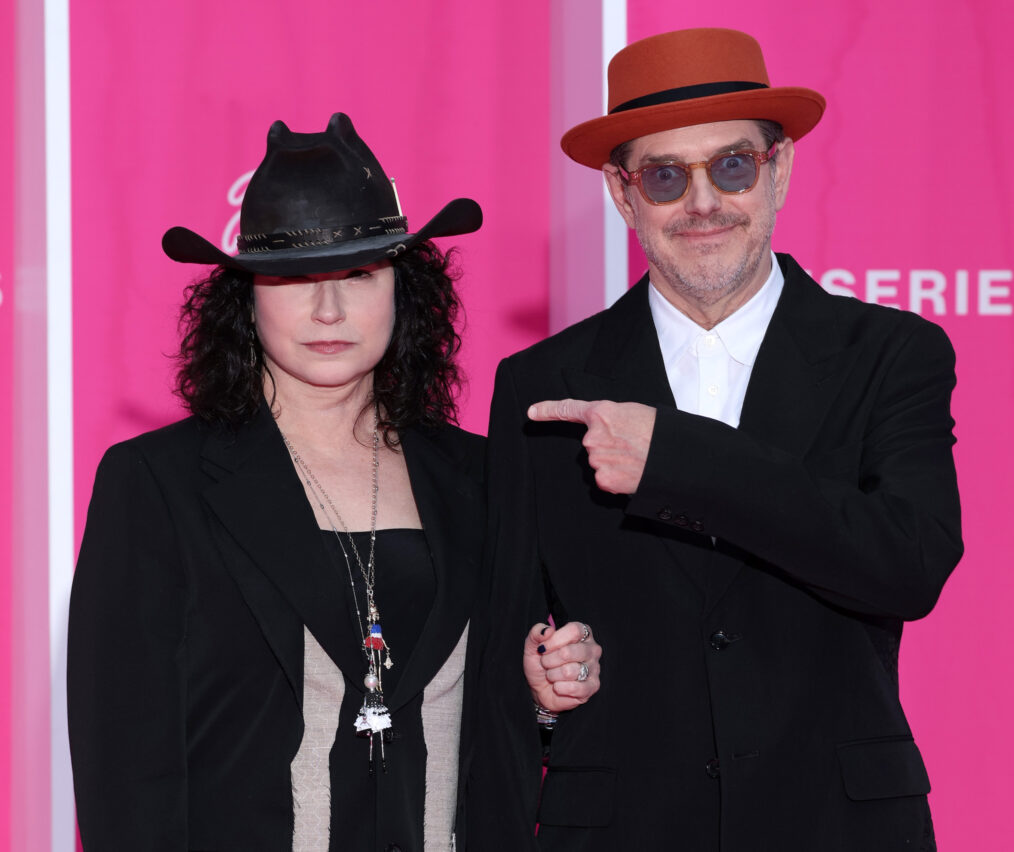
[253,261,396,398]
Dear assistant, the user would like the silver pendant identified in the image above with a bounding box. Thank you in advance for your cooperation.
[355,688,392,774]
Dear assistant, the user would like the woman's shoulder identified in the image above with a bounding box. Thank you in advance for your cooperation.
[97,413,218,475]
[404,421,486,475]
[434,421,486,451]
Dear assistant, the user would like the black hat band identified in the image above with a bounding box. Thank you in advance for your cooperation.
[237,215,409,253]
[610,80,769,114]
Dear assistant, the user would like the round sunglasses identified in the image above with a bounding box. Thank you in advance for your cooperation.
[618,143,779,205]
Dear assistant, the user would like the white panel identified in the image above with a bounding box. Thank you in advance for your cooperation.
[601,0,628,306]
[44,0,75,847]
[549,0,630,333]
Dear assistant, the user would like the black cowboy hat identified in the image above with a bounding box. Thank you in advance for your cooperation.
[163,112,482,275]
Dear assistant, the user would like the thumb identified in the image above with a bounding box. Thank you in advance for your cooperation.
[524,622,555,657]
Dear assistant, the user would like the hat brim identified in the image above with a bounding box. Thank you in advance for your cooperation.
[561,87,826,168]
[162,197,482,275]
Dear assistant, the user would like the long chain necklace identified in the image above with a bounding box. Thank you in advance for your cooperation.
[281,411,394,773]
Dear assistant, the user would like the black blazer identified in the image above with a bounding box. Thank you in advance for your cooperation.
[471,254,961,852]
[68,404,485,851]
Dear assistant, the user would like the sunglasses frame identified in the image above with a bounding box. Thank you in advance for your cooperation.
[618,143,779,206]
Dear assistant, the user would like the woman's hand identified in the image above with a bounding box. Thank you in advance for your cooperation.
[523,621,602,714]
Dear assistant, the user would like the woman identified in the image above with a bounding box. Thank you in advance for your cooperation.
[67,113,600,851]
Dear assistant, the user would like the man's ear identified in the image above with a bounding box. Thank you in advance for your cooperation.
[772,137,795,212]
[603,165,639,230]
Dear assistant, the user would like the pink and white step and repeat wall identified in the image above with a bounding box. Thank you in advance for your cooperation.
[3,1,1012,849]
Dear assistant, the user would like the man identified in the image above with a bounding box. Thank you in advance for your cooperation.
[471,28,960,852]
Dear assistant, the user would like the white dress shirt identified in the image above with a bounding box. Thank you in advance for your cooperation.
[648,252,784,429]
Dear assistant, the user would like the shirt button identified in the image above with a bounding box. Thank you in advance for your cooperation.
[707,385,719,396]
[705,758,721,779]
[705,334,717,347]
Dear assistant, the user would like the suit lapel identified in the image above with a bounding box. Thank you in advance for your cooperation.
[558,280,720,605]
[562,277,676,409]
[739,255,860,452]
[387,426,482,712]
[700,255,865,612]
[200,404,364,706]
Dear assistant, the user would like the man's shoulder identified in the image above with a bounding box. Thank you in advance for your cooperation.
[506,313,605,366]
[779,253,952,345]
[502,281,646,371]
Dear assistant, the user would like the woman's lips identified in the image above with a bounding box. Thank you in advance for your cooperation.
[304,340,352,354]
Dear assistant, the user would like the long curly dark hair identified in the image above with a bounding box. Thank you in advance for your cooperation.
[175,241,463,441]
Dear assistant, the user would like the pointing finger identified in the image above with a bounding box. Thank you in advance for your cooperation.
[528,399,594,423]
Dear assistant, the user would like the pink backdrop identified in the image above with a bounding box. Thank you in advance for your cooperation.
[3,0,1013,849]
[1,0,14,841]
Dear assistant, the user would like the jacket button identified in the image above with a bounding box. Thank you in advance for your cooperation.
[674,513,689,527]
[705,758,721,779]
[657,506,673,521]
[691,519,704,532]
[709,630,739,650]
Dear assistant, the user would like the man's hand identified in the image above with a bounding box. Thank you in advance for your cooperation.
[528,399,656,494]
[523,621,602,713]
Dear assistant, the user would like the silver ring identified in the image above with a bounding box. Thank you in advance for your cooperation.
[577,663,589,682]
[579,623,591,643]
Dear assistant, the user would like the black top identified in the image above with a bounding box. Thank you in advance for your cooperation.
[320,528,437,850]
[321,528,435,697]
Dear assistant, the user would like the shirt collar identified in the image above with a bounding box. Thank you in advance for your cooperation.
[648,279,703,365]
[648,251,784,367]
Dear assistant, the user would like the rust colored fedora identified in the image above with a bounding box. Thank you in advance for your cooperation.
[561,28,826,168]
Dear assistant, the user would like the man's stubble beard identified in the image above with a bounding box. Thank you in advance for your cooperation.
[634,178,778,308]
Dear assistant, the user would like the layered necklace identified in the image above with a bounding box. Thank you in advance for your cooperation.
[282,409,394,774]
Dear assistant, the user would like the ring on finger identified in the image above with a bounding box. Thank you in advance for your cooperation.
[577,663,589,682]
[579,623,591,643]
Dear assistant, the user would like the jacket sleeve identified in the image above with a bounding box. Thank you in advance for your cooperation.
[465,359,546,851]
[627,317,962,620]
[67,442,189,850]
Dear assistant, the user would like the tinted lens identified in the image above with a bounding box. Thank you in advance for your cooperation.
[710,153,758,192]
[641,164,690,203]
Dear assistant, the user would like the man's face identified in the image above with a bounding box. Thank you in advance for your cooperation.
[603,119,794,313]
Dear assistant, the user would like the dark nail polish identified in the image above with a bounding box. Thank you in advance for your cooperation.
[537,645,546,654]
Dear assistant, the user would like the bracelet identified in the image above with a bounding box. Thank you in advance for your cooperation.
[534,700,560,729]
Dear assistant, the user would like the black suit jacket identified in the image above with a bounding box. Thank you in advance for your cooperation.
[471,254,961,852]
[68,404,485,851]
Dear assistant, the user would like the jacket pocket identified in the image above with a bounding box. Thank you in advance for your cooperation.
[537,766,617,827]
[837,736,931,801]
